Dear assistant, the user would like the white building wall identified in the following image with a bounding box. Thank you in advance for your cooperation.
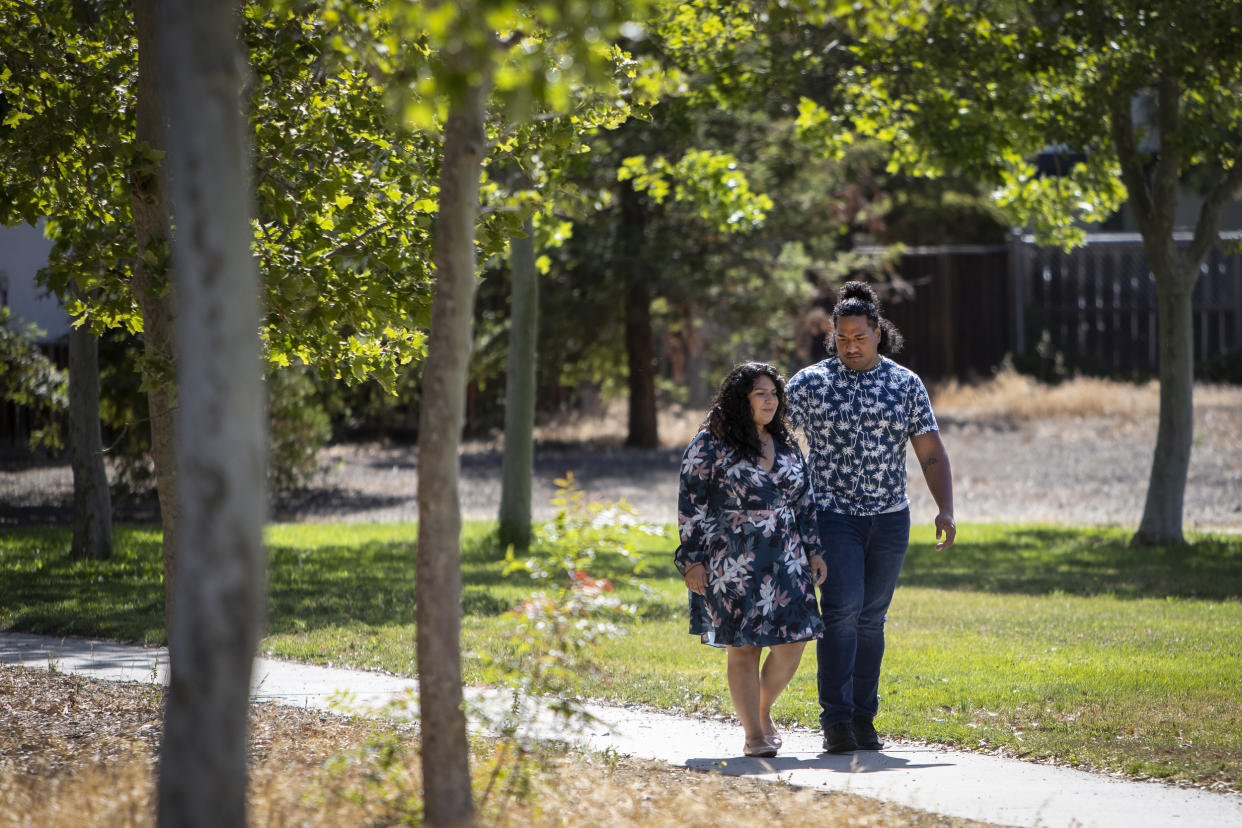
[0,221,71,343]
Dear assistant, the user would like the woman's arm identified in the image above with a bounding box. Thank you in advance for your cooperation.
[677,432,717,593]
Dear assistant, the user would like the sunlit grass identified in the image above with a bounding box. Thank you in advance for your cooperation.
[0,525,166,643]
[2,519,1239,789]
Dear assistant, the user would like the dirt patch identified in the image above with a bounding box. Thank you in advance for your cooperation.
[277,384,1242,531]
[3,383,1240,532]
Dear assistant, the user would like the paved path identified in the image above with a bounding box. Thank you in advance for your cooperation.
[3,632,1240,828]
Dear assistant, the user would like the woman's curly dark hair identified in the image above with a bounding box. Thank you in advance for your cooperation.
[702,362,792,462]
[825,280,905,357]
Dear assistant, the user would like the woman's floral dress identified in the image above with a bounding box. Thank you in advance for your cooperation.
[676,430,825,648]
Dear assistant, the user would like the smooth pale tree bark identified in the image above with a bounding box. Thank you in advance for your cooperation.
[153,1,267,826]
[619,183,658,449]
[498,216,539,551]
[1111,78,1242,546]
[417,52,491,828]
[129,0,181,631]
[68,321,112,561]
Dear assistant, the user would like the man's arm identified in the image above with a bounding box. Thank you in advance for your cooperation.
[909,430,955,550]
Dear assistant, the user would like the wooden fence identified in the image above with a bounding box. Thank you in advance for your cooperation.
[1011,233,1242,376]
[878,245,1012,381]
[879,233,1242,381]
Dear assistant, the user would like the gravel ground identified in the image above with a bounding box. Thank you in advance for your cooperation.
[0,665,992,828]
[3,394,1240,532]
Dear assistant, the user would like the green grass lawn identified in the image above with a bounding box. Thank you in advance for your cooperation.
[2,519,1239,790]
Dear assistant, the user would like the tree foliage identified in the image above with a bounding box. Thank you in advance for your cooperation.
[797,0,1242,248]
[798,0,1242,543]
[472,0,882,431]
[0,310,67,451]
[0,1,438,390]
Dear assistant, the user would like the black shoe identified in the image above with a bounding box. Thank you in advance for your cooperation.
[822,722,858,754]
[852,716,884,750]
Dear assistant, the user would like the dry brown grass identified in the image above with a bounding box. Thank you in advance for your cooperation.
[929,366,1242,423]
[531,398,704,451]
[0,667,993,828]
[530,369,1242,446]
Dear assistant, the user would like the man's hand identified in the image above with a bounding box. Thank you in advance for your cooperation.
[934,512,956,550]
[911,430,955,551]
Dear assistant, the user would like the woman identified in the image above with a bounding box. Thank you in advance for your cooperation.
[786,280,955,754]
[677,362,828,758]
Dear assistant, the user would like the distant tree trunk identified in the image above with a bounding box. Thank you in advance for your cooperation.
[417,52,490,828]
[682,305,713,408]
[625,277,658,447]
[1111,76,1242,546]
[154,2,267,827]
[68,321,112,561]
[130,0,180,633]
[619,182,657,448]
[65,0,114,566]
[498,216,539,551]
[1135,272,1195,545]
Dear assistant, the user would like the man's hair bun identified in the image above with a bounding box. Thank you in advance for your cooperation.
[838,280,878,306]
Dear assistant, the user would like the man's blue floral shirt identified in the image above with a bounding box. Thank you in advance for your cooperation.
[786,356,938,517]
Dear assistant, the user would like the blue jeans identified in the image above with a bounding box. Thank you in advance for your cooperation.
[816,507,910,729]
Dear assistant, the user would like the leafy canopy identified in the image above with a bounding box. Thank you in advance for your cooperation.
[0,1,441,391]
[795,0,1242,247]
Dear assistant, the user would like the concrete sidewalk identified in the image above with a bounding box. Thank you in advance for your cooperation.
[3,632,1240,828]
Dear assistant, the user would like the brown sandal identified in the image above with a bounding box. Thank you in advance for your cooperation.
[743,737,778,758]
[764,722,782,749]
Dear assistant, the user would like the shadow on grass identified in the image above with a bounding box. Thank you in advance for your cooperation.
[5,525,1239,647]
[900,527,1242,600]
[0,526,167,643]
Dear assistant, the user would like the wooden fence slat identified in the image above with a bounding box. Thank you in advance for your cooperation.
[880,234,1242,380]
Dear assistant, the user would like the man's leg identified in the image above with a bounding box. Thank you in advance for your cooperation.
[816,511,866,740]
[852,508,911,735]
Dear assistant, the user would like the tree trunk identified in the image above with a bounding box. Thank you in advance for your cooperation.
[68,322,112,561]
[619,182,658,448]
[625,277,658,448]
[153,2,267,826]
[498,217,539,551]
[417,57,490,828]
[682,305,713,408]
[130,0,180,634]
[1134,268,1196,545]
[1107,75,1235,547]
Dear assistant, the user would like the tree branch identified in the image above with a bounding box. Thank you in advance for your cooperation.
[1151,77,1181,239]
[1109,88,1155,239]
[1187,141,1242,267]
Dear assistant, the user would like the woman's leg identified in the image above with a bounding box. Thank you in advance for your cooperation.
[725,645,765,744]
[759,641,808,740]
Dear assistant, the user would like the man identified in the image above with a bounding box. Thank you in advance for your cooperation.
[786,281,956,754]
